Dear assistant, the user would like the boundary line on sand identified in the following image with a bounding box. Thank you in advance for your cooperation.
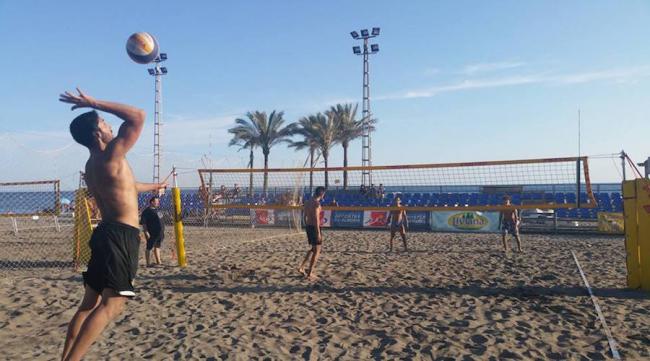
[240,230,304,244]
[571,250,621,360]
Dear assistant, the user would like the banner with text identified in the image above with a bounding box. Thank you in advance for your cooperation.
[250,209,274,225]
[363,210,390,228]
[430,211,500,233]
[332,210,364,228]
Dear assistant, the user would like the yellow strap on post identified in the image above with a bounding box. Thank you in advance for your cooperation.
[623,180,640,288]
[172,187,187,267]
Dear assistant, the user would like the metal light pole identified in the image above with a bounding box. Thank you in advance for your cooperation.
[148,53,168,184]
[351,27,380,187]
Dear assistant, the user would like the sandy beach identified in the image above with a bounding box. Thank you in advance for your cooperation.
[1,227,649,360]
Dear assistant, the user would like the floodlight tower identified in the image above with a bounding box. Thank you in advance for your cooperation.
[351,27,380,186]
[147,53,168,184]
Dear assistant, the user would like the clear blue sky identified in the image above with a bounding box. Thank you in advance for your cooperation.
[1,1,649,189]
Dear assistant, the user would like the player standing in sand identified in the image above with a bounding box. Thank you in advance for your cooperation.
[298,186,326,281]
[59,89,166,361]
[387,196,409,252]
[140,196,165,267]
[499,195,523,253]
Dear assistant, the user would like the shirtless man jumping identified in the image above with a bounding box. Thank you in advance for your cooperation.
[59,88,165,361]
[298,186,326,281]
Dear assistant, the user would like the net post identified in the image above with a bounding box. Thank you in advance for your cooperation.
[633,178,650,290]
[576,159,582,208]
[171,166,187,267]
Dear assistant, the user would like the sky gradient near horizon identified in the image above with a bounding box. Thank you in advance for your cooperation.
[1,1,649,189]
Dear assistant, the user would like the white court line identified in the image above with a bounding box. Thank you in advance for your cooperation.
[571,250,621,360]
[239,231,304,244]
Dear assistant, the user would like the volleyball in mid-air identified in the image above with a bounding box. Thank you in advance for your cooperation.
[126,32,159,64]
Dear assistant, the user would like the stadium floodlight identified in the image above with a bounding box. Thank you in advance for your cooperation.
[349,27,381,186]
[148,52,168,184]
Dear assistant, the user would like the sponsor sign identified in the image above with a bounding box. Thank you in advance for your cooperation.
[275,209,300,226]
[406,211,429,230]
[363,210,390,228]
[250,209,274,225]
[597,212,624,234]
[319,210,332,228]
[332,210,363,228]
[430,211,500,232]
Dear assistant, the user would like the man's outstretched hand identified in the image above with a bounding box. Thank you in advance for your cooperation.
[59,88,98,110]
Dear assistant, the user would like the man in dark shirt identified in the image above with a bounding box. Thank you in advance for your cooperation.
[140,196,165,266]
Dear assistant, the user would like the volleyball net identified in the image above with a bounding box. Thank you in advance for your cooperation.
[196,157,596,232]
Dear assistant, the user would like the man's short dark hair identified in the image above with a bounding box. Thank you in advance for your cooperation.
[149,196,159,204]
[69,111,99,148]
[314,186,326,197]
[503,195,512,201]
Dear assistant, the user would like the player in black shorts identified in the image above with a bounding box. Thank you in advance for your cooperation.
[60,89,166,360]
[140,196,165,266]
[298,186,326,281]
[499,195,523,253]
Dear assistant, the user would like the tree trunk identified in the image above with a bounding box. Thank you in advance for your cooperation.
[309,148,314,194]
[342,142,349,190]
[248,148,254,197]
[324,152,329,188]
[263,152,269,195]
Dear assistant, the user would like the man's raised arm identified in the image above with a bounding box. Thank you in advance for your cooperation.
[59,88,145,157]
[136,182,167,193]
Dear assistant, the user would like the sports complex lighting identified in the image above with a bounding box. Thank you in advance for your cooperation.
[148,53,168,183]
[349,27,380,186]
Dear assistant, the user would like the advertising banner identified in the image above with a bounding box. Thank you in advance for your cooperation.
[406,211,429,230]
[274,209,300,227]
[597,212,624,234]
[250,209,274,225]
[332,210,363,228]
[319,210,332,228]
[363,210,390,228]
[430,211,500,232]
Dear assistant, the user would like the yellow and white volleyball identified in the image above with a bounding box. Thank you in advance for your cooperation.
[126,32,160,64]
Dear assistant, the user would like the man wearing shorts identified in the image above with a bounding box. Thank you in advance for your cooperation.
[298,186,326,281]
[387,196,409,252]
[60,89,165,361]
[140,196,165,267]
[499,195,523,253]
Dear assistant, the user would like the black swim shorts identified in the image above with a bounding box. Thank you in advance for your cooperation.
[83,221,141,297]
[146,233,163,250]
[305,225,321,246]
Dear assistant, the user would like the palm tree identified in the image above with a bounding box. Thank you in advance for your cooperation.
[289,115,322,193]
[232,111,295,194]
[291,112,338,187]
[227,125,258,197]
[328,103,376,189]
